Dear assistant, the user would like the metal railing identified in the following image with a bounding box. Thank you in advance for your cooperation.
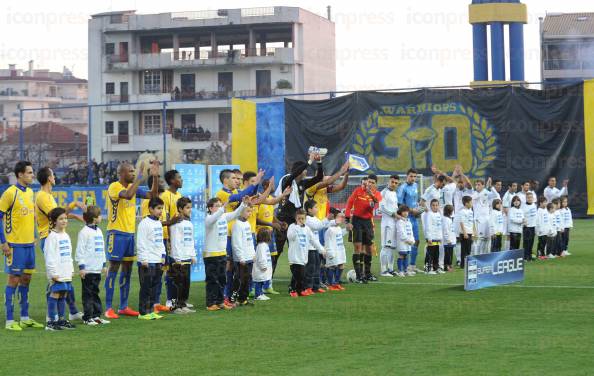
[106,54,129,64]
[240,7,275,17]
[172,130,226,142]
[170,89,280,101]
[171,10,226,20]
[544,59,594,71]
[106,94,129,104]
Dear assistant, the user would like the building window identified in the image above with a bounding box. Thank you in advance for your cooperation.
[218,113,231,141]
[143,70,161,94]
[143,112,162,135]
[181,114,196,128]
[106,82,115,94]
[105,121,114,134]
[105,43,115,55]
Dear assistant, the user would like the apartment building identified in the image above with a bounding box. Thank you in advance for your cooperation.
[88,6,336,164]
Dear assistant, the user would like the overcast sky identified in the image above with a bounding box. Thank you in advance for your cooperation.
[0,0,591,91]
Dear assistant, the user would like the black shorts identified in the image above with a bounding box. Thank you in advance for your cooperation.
[352,217,374,246]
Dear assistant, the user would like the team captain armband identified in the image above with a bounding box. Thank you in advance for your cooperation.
[428,240,441,246]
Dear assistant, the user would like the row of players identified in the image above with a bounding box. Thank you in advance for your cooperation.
[376,165,572,277]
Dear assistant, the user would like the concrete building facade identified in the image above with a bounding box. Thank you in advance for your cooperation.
[88,7,336,164]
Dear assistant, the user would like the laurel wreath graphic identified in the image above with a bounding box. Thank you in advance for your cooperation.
[352,110,379,173]
[352,106,497,177]
[459,105,497,177]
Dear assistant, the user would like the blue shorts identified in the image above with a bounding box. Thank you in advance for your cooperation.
[40,237,46,253]
[5,244,35,275]
[399,250,411,256]
[47,281,72,293]
[106,231,135,262]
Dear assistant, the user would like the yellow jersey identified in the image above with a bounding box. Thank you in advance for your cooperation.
[161,190,182,239]
[35,190,58,239]
[305,183,329,220]
[0,185,35,245]
[141,199,150,218]
[107,181,138,234]
[247,204,259,234]
[216,188,239,235]
[256,197,275,233]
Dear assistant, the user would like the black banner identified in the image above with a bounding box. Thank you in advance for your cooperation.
[284,84,587,216]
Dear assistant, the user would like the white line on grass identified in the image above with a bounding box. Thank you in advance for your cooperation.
[274,278,594,289]
[367,280,594,289]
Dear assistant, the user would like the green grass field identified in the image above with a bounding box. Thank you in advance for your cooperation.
[1,219,594,375]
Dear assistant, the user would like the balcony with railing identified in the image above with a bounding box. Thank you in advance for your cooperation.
[543,58,594,79]
[105,47,293,71]
[106,94,129,104]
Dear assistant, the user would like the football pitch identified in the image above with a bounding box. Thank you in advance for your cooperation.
[1,219,593,376]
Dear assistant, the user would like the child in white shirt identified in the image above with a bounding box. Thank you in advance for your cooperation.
[231,205,256,306]
[396,205,415,276]
[424,199,443,274]
[442,205,456,270]
[535,197,552,259]
[287,209,324,297]
[75,206,107,326]
[169,197,198,313]
[304,200,333,294]
[489,199,504,252]
[136,197,166,320]
[547,203,559,258]
[522,192,537,261]
[458,196,475,268]
[551,198,563,257]
[325,208,347,289]
[508,196,524,250]
[44,207,75,331]
[559,196,573,256]
[253,228,273,301]
[203,196,246,311]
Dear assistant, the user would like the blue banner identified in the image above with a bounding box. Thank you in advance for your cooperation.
[175,164,207,282]
[256,101,286,183]
[208,165,239,199]
[464,249,525,291]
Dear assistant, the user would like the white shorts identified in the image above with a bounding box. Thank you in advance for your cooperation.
[475,217,490,238]
[326,248,346,267]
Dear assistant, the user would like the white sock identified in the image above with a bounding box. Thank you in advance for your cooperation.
[387,247,395,272]
[21,316,29,321]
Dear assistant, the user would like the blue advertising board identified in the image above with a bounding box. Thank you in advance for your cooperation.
[207,165,239,198]
[464,249,525,291]
[174,164,207,282]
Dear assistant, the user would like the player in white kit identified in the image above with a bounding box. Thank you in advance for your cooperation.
[379,175,400,277]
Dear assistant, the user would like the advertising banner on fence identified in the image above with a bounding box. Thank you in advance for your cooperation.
[208,165,239,199]
[175,164,207,282]
[464,249,525,291]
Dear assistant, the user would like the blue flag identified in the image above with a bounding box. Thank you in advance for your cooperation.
[346,153,370,172]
